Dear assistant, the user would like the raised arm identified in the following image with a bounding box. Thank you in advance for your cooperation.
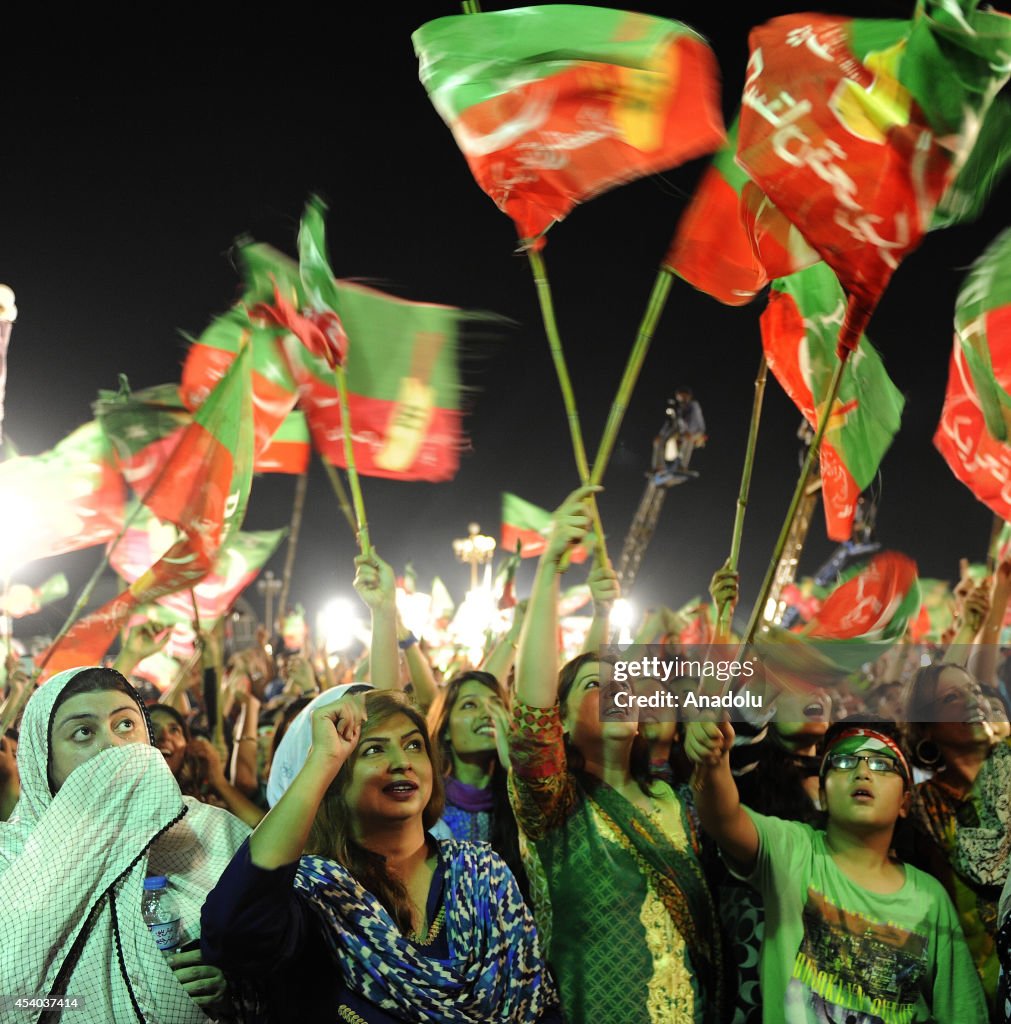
[515,486,598,708]
[248,693,366,869]
[683,718,759,875]
[483,600,525,688]
[581,561,620,654]
[398,617,439,712]
[353,550,400,691]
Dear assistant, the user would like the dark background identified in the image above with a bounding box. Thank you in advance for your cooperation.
[3,0,1010,639]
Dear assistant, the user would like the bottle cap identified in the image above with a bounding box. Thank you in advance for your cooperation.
[144,875,168,890]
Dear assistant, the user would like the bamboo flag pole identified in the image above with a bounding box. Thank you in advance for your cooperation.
[987,513,1004,575]
[590,268,675,486]
[526,248,608,565]
[277,469,309,621]
[333,363,371,556]
[741,350,851,649]
[717,354,768,636]
[0,673,34,735]
[321,458,359,536]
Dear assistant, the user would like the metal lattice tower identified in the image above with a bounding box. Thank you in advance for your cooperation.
[765,470,823,626]
[617,476,692,593]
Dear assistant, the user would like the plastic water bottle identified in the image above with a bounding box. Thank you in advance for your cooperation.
[142,875,181,953]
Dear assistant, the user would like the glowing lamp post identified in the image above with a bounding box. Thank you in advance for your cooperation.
[452,523,496,592]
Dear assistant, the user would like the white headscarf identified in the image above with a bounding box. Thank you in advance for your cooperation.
[266,683,372,807]
[0,667,250,1023]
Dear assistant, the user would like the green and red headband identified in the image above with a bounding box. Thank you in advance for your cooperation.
[819,727,911,787]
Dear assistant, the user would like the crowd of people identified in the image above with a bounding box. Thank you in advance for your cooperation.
[1,485,1011,1023]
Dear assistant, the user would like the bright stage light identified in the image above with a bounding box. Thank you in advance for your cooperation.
[611,598,635,646]
[319,597,361,653]
[0,498,37,578]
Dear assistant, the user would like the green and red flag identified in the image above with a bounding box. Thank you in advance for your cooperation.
[502,491,593,563]
[952,228,1011,442]
[935,341,1011,521]
[757,551,920,690]
[96,382,190,498]
[101,379,308,480]
[908,578,955,642]
[414,5,724,247]
[109,507,285,629]
[0,421,126,568]
[493,544,522,610]
[232,199,470,482]
[936,232,1011,519]
[179,291,300,458]
[779,577,824,626]
[664,119,817,305]
[253,410,310,475]
[761,263,904,541]
[737,3,1011,350]
[40,346,255,677]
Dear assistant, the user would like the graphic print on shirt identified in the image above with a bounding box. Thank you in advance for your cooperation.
[787,888,928,1024]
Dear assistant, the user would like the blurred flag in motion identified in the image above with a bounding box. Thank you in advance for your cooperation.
[415,5,724,246]
[951,228,1011,442]
[935,229,1011,519]
[737,3,1011,350]
[40,345,255,677]
[0,421,126,571]
[756,551,920,691]
[760,263,904,541]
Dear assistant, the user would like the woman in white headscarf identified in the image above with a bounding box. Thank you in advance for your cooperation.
[0,666,249,1023]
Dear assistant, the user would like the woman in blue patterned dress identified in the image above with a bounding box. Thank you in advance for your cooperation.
[202,686,558,1024]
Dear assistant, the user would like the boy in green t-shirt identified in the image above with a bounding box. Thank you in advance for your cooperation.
[686,715,986,1023]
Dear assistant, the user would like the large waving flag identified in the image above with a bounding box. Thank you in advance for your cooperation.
[935,230,1011,518]
[414,5,724,246]
[40,345,255,677]
[242,201,470,482]
[180,299,300,458]
[756,551,920,690]
[99,380,308,482]
[737,3,1011,349]
[0,421,125,569]
[665,119,817,305]
[501,491,593,563]
[952,228,1011,442]
[110,509,285,630]
[760,263,904,541]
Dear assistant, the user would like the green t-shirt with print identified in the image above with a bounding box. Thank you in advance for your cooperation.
[738,808,986,1024]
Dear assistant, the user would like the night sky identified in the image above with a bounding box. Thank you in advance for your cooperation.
[4,1,1010,639]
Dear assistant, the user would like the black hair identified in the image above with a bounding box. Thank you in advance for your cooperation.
[427,671,526,895]
[47,668,153,794]
[557,652,654,797]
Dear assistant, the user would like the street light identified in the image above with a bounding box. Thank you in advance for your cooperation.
[452,523,496,591]
[257,570,283,633]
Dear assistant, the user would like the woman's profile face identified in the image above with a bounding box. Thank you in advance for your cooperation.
[150,708,188,777]
[924,667,993,752]
[343,712,433,832]
[563,660,636,748]
[49,690,148,792]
